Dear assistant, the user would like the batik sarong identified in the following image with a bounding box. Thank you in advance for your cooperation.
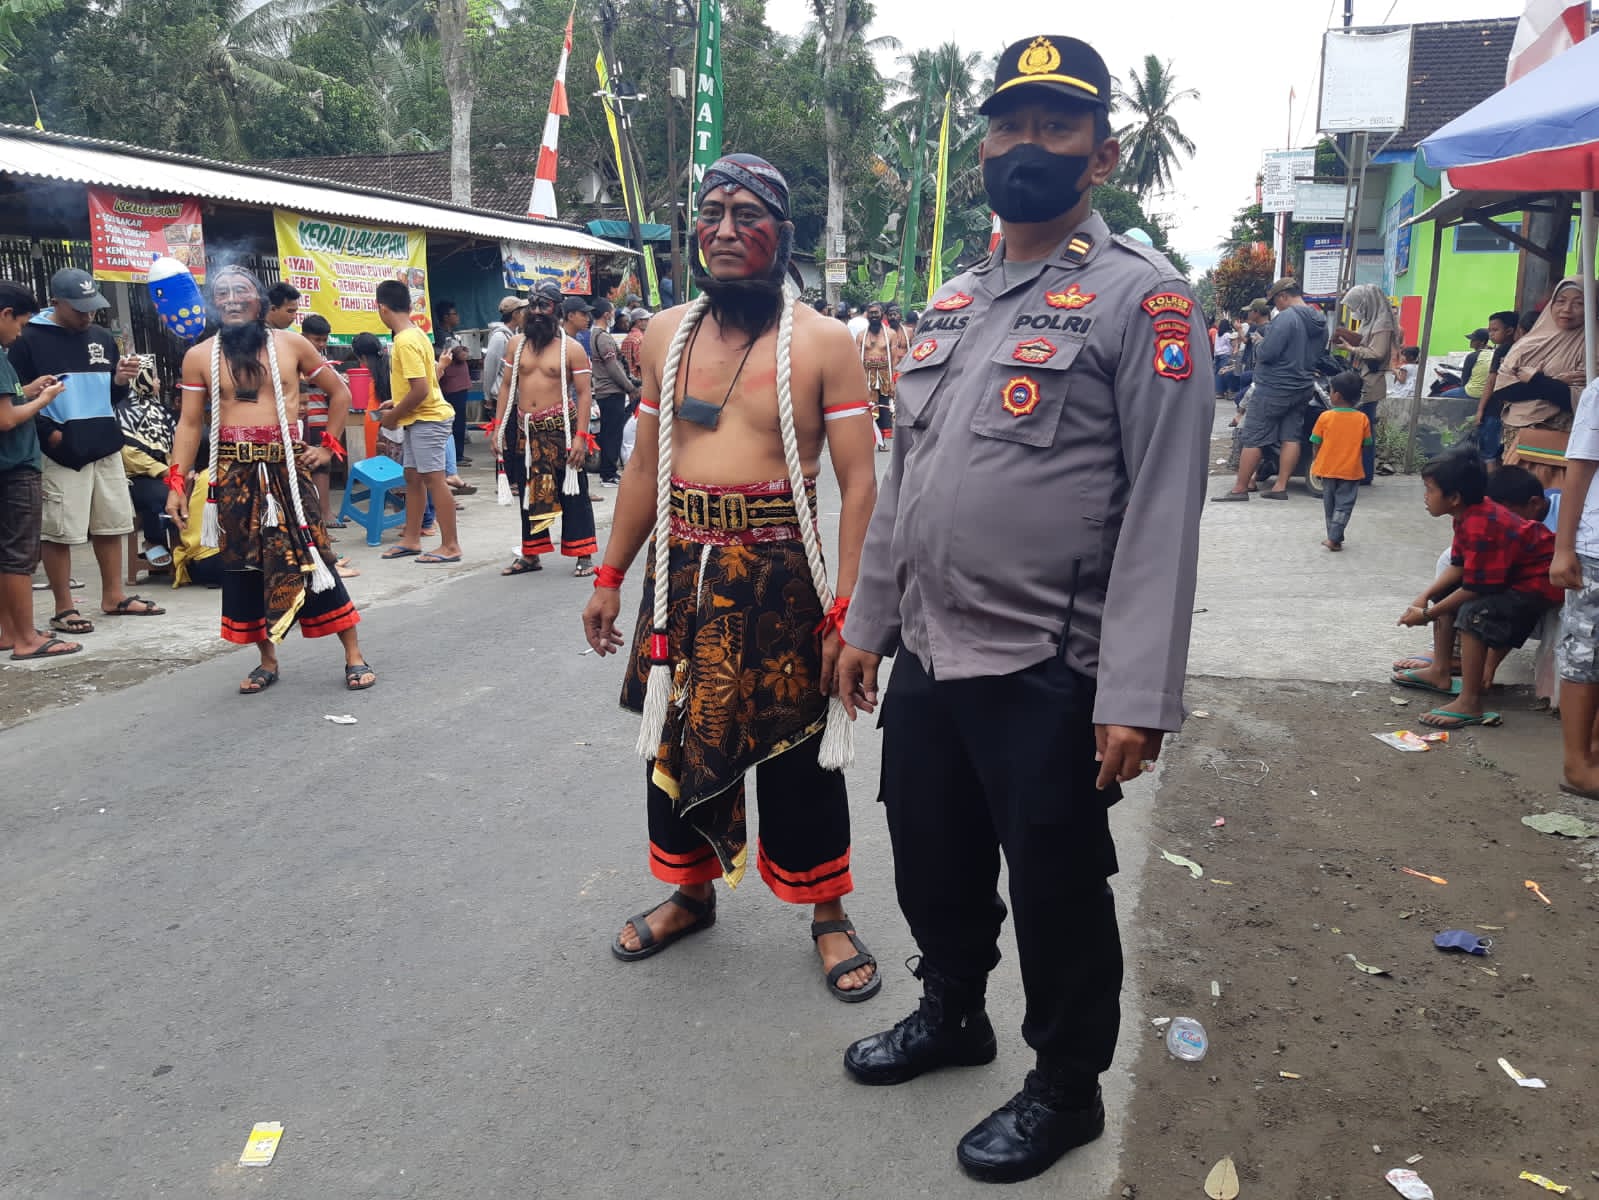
[503,401,597,558]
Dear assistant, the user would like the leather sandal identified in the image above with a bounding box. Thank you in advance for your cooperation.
[612,889,716,962]
[812,918,883,1003]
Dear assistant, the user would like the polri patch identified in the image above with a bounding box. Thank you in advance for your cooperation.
[1141,292,1194,319]
[932,292,974,311]
[1152,318,1192,381]
[911,339,938,361]
[1001,375,1042,417]
[1011,337,1058,365]
[1044,284,1096,310]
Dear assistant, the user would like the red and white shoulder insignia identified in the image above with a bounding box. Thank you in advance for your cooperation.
[1141,292,1194,319]
[932,292,973,311]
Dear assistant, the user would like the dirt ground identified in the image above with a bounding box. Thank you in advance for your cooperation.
[1118,676,1599,1200]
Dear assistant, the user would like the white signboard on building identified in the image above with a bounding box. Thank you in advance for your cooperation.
[1319,28,1413,132]
[1262,149,1316,214]
[1293,182,1349,223]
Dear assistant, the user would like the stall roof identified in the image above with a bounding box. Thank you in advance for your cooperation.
[0,125,633,257]
[1405,188,1573,229]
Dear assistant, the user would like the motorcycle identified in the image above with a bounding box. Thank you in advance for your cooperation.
[1227,359,1342,499]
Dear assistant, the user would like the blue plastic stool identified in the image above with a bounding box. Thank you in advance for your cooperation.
[338,455,408,546]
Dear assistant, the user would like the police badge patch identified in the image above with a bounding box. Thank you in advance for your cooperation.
[1001,375,1042,417]
[932,292,974,311]
[1044,284,1096,310]
[1011,337,1058,365]
[911,339,938,361]
[1152,318,1192,381]
[1141,292,1194,319]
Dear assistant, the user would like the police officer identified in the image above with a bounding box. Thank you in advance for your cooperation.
[835,34,1212,1185]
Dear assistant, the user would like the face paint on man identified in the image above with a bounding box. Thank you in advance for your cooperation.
[213,269,265,327]
[867,307,883,331]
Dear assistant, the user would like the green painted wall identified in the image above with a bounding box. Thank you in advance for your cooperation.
[1380,158,1583,353]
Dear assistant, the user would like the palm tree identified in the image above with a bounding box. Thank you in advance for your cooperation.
[0,0,56,72]
[809,0,897,302]
[1113,54,1198,198]
[889,42,983,125]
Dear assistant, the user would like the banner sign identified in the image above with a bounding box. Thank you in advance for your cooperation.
[1319,28,1413,133]
[273,210,430,337]
[1302,233,1344,300]
[501,243,592,294]
[88,188,207,283]
[1261,150,1315,214]
[1292,182,1349,223]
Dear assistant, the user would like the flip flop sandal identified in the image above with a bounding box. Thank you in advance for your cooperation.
[573,563,596,578]
[1210,491,1249,502]
[1391,668,1462,697]
[144,545,173,568]
[381,546,422,560]
[1420,708,1502,729]
[345,662,376,691]
[325,518,348,529]
[238,666,278,695]
[416,553,461,563]
[49,609,94,635]
[811,918,883,1004]
[612,889,717,962]
[502,557,542,576]
[102,595,165,616]
[450,483,479,495]
[1559,780,1599,801]
[10,636,83,662]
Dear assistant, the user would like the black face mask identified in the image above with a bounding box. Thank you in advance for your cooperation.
[983,143,1092,225]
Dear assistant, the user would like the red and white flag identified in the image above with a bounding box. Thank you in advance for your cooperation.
[1507,0,1589,84]
[988,212,1002,254]
[528,5,576,219]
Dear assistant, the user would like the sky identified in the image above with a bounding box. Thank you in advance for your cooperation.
[764,0,1528,274]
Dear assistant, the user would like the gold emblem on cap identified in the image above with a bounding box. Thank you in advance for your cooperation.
[1018,37,1062,76]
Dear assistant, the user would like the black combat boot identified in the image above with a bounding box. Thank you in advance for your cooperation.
[955,1071,1105,1184]
[843,959,997,1086]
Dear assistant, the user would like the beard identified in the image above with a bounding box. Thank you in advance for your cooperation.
[218,319,268,392]
[693,272,784,342]
[525,310,558,350]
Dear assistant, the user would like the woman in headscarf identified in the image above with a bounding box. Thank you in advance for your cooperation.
[1496,278,1590,474]
[1334,283,1396,483]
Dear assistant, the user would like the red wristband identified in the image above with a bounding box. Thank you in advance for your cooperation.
[320,431,348,461]
[815,595,851,638]
[593,563,626,590]
[577,431,599,453]
[164,465,187,494]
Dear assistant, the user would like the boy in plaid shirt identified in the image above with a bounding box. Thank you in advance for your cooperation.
[1394,453,1561,729]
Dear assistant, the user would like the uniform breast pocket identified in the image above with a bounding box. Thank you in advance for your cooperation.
[893,335,959,430]
[968,335,1085,448]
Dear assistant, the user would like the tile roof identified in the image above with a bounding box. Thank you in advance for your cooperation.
[1388,18,1518,151]
[254,151,534,217]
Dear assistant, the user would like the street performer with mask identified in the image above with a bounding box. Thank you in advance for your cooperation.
[856,301,908,451]
[835,36,1211,1184]
[580,153,882,1003]
[491,279,599,577]
[167,265,374,694]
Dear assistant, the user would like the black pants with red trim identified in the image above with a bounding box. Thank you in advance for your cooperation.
[220,568,359,644]
[501,438,597,559]
[879,650,1122,1091]
[647,733,852,904]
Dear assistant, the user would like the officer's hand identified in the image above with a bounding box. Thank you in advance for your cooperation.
[582,587,626,655]
[1094,724,1163,790]
[835,643,881,719]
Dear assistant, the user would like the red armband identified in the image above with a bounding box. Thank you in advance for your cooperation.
[815,595,850,638]
[577,431,599,453]
[164,465,187,494]
[320,431,348,461]
[593,563,626,590]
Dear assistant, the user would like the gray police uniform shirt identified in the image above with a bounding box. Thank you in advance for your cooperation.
[843,212,1213,732]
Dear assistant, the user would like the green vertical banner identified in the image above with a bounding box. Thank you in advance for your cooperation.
[925,91,952,307]
[687,0,723,293]
[897,89,930,310]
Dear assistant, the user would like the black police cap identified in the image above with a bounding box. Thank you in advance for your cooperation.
[979,35,1111,116]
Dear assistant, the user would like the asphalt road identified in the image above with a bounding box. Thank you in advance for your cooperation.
[0,464,1162,1200]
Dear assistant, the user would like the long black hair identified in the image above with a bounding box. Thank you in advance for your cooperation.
[350,331,391,403]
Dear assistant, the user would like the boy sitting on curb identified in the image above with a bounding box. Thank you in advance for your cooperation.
[1394,453,1562,729]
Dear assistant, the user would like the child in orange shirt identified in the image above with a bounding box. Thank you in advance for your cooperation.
[1311,371,1374,551]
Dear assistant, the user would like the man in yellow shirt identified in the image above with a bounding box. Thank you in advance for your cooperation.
[376,278,461,563]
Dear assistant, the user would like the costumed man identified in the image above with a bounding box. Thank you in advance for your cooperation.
[491,280,599,577]
[167,266,375,695]
[834,36,1212,1183]
[580,153,883,1002]
[856,301,908,451]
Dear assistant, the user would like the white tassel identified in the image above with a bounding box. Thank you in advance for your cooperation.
[817,696,855,770]
[262,465,281,529]
[200,500,220,549]
[562,465,581,496]
[305,528,337,594]
[634,663,673,758]
[496,461,513,506]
